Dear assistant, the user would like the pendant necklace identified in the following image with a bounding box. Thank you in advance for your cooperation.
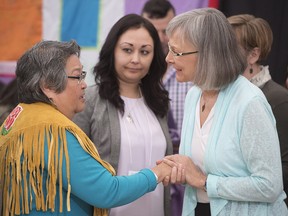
[201,91,219,113]
[201,102,206,112]
[125,87,142,123]
[201,95,206,112]
[127,113,133,123]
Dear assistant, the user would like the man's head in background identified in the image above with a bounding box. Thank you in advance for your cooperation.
[142,0,175,55]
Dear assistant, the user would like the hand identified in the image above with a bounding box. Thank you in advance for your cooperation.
[163,154,207,189]
[155,158,185,185]
[151,161,172,184]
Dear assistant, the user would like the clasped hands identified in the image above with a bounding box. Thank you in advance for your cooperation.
[152,154,207,190]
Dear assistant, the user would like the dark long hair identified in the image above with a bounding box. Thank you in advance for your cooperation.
[94,14,169,117]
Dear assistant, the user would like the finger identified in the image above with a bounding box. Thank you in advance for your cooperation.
[170,166,178,184]
[163,154,179,161]
[176,164,183,183]
[180,167,186,183]
[156,159,162,165]
[163,158,177,167]
[162,176,170,186]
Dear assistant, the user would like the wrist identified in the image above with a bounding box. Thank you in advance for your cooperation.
[153,172,159,184]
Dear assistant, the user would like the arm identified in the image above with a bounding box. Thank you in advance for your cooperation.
[208,99,283,202]
[61,132,171,209]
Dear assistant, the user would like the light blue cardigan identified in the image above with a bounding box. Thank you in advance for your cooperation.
[180,76,288,216]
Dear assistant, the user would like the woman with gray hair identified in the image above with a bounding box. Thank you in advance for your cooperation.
[163,8,288,216]
[0,40,172,216]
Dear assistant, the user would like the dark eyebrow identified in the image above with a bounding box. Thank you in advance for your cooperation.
[119,42,133,46]
[120,42,153,48]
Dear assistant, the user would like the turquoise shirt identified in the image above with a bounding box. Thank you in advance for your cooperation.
[23,131,157,215]
[180,76,288,216]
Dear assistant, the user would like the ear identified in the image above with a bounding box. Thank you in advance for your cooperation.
[247,47,260,65]
[41,85,55,99]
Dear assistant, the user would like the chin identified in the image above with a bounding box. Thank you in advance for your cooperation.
[176,75,186,83]
[77,105,85,113]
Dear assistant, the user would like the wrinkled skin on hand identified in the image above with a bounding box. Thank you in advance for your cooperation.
[163,154,207,189]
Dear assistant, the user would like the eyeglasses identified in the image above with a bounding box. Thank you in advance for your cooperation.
[168,44,198,57]
[67,71,87,84]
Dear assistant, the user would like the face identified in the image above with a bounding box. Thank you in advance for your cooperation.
[43,55,87,119]
[142,9,174,55]
[114,27,154,86]
[165,30,198,82]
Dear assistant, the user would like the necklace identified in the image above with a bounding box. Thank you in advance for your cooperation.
[201,103,206,112]
[125,88,142,123]
[201,94,206,112]
[127,113,134,123]
[201,91,218,112]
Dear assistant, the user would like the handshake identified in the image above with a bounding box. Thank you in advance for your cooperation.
[151,154,207,190]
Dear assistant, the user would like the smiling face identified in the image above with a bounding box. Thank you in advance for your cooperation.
[165,30,198,82]
[42,54,87,119]
[114,27,154,86]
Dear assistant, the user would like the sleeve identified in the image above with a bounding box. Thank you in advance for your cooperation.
[61,131,157,208]
[273,101,288,193]
[207,99,283,203]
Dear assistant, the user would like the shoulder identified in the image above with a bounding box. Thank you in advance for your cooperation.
[262,80,288,105]
[225,76,275,121]
[227,76,267,103]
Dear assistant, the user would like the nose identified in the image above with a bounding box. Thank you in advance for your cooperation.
[131,52,140,63]
[81,80,88,89]
[166,51,174,64]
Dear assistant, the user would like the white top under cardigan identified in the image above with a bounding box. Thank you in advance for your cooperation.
[110,96,166,216]
[191,97,215,203]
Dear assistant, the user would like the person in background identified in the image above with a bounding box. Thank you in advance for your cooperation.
[0,80,5,93]
[228,14,288,206]
[141,1,188,214]
[0,40,173,216]
[0,78,18,125]
[142,0,192,138]
[73,14,173,216]
[285,70,288,89]
[163,8,288,216]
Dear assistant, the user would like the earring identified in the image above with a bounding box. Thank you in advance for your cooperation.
[249,65,253,74]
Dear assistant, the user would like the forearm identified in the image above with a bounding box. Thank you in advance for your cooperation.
[60,132,158,209]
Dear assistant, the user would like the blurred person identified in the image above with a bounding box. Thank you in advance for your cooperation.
[285,70,288,89]
[0,80,5,93]
[142,0,192,137]
[228,14,288,206]
[73,14,173,216]
[163,8,288,216]
[0,40,173,216]
[142,1,188,214]
[219,0,288,86]
[0,78,18,125]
